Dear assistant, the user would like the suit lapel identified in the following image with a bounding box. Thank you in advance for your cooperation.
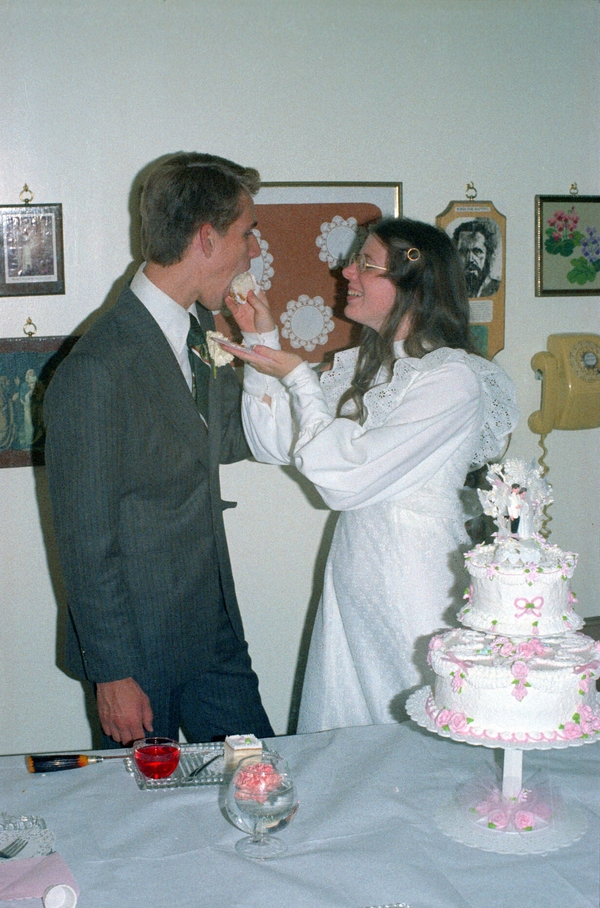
[114,287,210,457]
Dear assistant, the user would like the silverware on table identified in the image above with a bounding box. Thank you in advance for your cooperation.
[187,751,223,778]
[361,903,411,908]
[0,838,27,859]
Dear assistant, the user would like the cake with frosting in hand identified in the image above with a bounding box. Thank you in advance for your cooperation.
[424,459,600,745]
[229,271,259,304]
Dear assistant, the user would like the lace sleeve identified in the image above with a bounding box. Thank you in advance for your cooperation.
[465,354,520,466]
[322,347,519,469]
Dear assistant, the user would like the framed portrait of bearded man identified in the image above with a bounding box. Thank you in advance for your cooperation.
[436,199,506,359]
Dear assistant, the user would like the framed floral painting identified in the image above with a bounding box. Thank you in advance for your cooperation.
[213,181,402,363]
[535,195,600,296]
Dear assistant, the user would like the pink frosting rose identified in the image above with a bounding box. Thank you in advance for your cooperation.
[561,721,583,740]
[448,712,468,734]
[512,681,528,701]
[435,709,452,728]
[487,809,509,829]
[515,641,536,660]
[513,810,535,831]
[577,705,600,735]
[529,638,548,656]
[451,672,464,693]
[511,660,529,680]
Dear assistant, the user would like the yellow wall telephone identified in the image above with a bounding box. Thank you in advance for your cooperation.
[528,333,600,434]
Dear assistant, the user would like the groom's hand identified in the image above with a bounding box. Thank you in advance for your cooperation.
[96,677,153,745]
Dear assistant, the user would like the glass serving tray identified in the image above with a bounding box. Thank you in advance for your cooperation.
[125,742,234,790]
[0,813,55,859]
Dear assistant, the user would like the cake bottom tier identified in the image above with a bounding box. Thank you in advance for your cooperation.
[427,628,600,745]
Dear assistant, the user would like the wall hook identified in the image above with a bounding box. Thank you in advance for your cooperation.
[569,183,578,196]
[19,184,34,205]
[465,182,477,201]
[23,317,37,336]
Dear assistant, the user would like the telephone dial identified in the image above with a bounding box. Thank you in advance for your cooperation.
[528,333,600,435]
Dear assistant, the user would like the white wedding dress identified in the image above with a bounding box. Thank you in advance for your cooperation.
[241,332,519,733]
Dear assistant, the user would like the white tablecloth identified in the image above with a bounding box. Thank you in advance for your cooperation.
[1,721,599,908]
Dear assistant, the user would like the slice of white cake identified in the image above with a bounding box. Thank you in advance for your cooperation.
[223,734,263,770]
[229,271,259,304]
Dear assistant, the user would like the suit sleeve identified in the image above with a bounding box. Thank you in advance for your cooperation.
[44,351,145,681]
[215,362,252,464]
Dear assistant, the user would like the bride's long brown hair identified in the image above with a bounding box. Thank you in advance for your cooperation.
[336,217,479,423]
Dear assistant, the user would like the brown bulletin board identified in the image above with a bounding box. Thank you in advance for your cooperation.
[214,182,401,363]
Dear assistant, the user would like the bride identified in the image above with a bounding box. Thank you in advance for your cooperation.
[227,217,518,733]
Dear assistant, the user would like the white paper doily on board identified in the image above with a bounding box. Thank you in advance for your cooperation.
[436,798,589,855]
[280,295,334,351]
[249,229,274,290]
[315,216,366,267]
[406,686,600,751]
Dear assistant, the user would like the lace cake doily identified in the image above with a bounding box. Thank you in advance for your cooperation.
[436,798,588,855]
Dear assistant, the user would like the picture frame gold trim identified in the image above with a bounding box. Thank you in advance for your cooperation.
[0,203,65,297]
[535,195,600,296]
[214,181,402,363]
[436,200,506,359]
[0,335,78,467]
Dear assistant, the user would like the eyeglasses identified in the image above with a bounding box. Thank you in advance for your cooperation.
[347,253,388,274]
[347,248,421,273]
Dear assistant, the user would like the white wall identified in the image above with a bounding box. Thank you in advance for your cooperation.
[0,0,598,754]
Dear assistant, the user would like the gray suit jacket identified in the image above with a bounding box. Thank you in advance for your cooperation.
[44,284,251,689]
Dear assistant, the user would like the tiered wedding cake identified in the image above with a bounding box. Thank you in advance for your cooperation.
[423,460,600,746]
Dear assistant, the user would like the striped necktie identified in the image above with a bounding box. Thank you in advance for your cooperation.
[187,312,210,421]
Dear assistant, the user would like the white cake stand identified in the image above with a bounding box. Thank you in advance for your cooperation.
[406,686,595,854]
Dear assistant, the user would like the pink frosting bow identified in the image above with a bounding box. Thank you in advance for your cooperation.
[573,660,600,675]
[442,651,474,675]
[514,596,544,619]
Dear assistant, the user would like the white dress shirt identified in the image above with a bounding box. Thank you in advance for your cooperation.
[130,263,196,392]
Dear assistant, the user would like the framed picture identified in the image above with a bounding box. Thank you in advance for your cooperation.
[436,200,506,359]
[535,195,600,296]
[214,181,402,362]
[0,204,65,296]
[0,335,78,467]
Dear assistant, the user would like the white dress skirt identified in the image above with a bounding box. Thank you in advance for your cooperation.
[240,332,519,733]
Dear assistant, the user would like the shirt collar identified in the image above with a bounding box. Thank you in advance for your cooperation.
[130,263,197,354]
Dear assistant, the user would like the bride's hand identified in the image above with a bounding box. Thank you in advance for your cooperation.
[230,343,303,379]
[226,289,276,335]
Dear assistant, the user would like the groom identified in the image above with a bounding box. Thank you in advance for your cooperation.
[44,152,273,746]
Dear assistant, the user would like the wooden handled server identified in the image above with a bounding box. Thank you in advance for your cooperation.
[26,754,125,773]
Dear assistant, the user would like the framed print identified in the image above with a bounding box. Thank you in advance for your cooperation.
[214,181,401,362]
[0,335,78,467]
[436,200,506,359]
[535,195,600,296]
[0,204,65,296]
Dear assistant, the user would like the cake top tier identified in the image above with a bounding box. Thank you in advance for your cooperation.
[477,459,553,540]
[466,534,578,576]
